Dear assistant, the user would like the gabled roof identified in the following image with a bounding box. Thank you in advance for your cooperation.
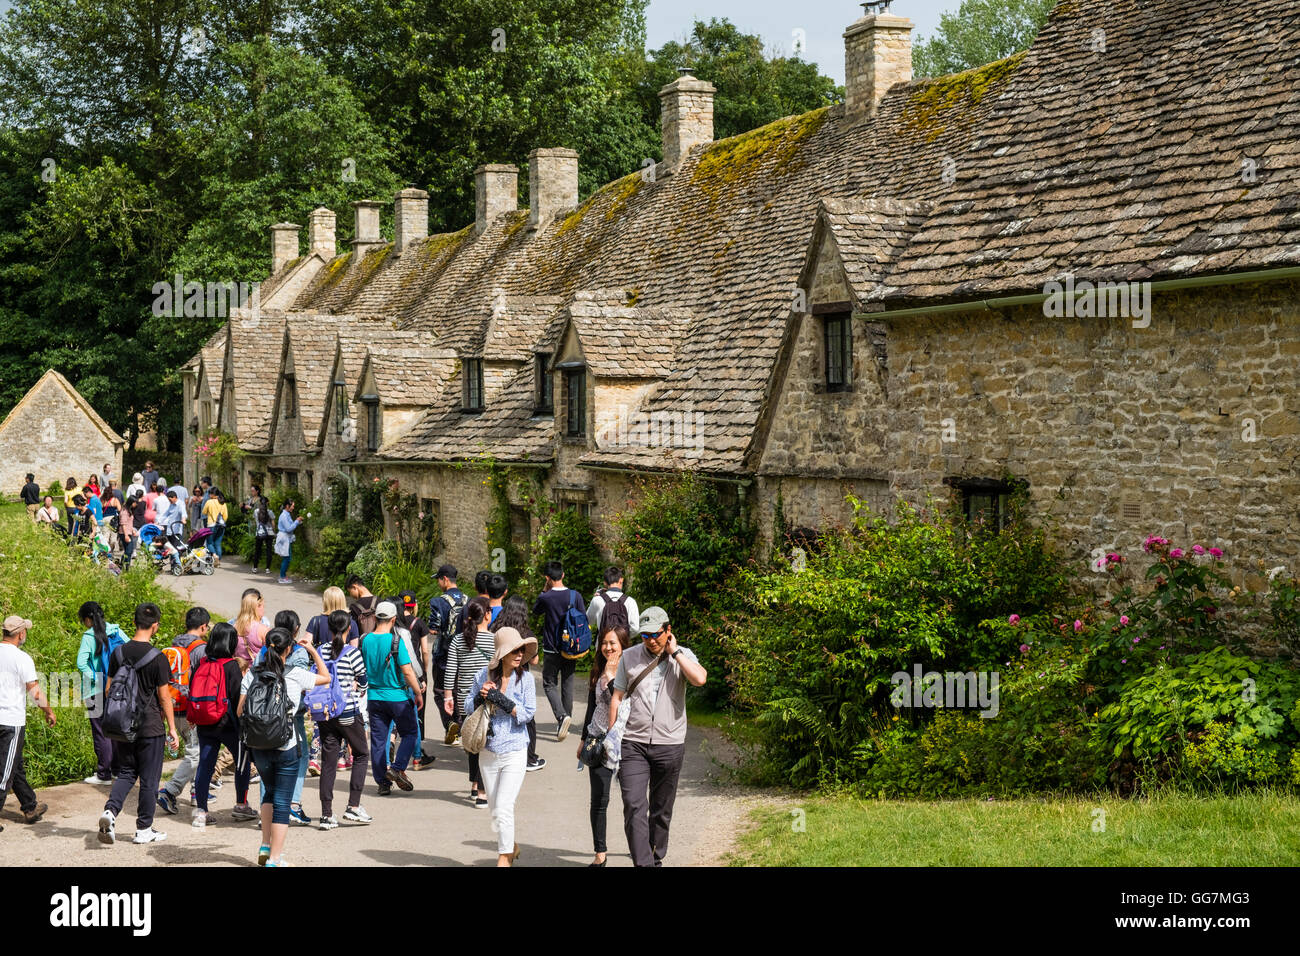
[223,317,287,450]
[484,295,566,361]
[354,345,458,407]
[564,291,693,379]
[0,369,125,447]
[800,198,936,307]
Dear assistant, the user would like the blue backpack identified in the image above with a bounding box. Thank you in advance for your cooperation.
[559,590,593,660]
[304,658,347,722]
[95,628,128,676]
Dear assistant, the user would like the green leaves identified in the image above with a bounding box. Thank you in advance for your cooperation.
[912,0,1057,78]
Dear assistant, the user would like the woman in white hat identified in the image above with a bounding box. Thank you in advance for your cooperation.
[465,625,537,867]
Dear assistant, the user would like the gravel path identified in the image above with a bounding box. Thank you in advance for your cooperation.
[0,558,763,866]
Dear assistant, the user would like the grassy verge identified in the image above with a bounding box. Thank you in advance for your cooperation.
[730,790,1300,866]
[0,503,194,786]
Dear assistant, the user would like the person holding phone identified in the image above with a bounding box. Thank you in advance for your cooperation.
[607,607,707,867]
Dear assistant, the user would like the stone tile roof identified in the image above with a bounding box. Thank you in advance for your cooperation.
[281,319,347,448]
[805,198,936,305]
[362,345,458,406]
[0,369,125,447]
[225,318,286,450]
[866,0,1300,306]
[485,295,565,361]
[566,291,693,379]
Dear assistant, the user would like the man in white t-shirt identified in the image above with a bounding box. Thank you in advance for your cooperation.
[0,615,56,829]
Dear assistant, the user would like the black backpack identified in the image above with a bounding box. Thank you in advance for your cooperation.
[597,589,631,637]
[102,647,162,743]
[240,667,293,750]
[430,591,467,667]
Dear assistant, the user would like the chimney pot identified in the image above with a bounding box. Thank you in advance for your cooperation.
[270,222,301,273]
[475,164,520,235]
[308,207,336,259]
[394,187,429,255]
[527,149,579,230]
[658,73,715,175]
[843,9,913,123]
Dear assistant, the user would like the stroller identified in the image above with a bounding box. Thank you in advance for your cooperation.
[141,523,213,576]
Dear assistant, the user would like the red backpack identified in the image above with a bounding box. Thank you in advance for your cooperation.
[187,657,232,726]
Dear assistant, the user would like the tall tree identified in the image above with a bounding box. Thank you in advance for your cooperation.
[912,0,1056,78]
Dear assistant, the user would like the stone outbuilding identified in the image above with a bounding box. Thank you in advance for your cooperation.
[0,369,125,497]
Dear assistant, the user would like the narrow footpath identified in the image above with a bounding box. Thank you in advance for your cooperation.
[0,557,754,866]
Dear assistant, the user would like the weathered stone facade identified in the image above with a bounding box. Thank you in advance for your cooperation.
[0,370,124,496]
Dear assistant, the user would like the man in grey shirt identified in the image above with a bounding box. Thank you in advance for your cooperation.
[608,606,707,867]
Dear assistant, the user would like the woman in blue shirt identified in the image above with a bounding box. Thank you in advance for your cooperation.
[274,500,303,584]
[465,626,536,867]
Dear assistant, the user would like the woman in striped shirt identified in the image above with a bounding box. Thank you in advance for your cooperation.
[316,610,372,829]
[443,598,494,808]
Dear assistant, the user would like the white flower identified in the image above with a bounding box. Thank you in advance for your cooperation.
[1267,566,1287,582]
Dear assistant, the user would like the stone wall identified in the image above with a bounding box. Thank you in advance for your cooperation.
[0,374,123,498]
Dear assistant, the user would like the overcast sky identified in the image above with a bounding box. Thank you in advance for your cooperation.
[0,0,957,85]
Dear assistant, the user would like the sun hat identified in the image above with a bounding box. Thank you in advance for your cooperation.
[638,606,670,637]
[490,626,537,669]
[3,615,33,635]
[375,601,398,620]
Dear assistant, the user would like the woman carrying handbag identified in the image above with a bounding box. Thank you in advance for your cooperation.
[576,624,632,866]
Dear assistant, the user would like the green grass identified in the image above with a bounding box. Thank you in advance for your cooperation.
[0,502,195,786]
[730,790,1300,866]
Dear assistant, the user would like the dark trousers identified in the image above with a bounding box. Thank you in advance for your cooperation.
[251,745,300,825]
[527,719,537,761]
[367,699,417,784]
[542,653,576,723]
[195,726,251,810]
[0,724,38,815]
[105,735,165,831]
[589,763,614,854]
[618,741,686,867]
[317,717,369,816]
[432,665,452,731]
[88,711,121,780]
[251,535,274,570]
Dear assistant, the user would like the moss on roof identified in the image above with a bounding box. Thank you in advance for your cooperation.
[556,171,644,238]
[692,107,830,203]
[901,50,1028,143]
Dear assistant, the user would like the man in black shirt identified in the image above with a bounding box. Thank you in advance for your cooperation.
[20,474,41,522]
[98,603,178,846]
[532,561,586,741]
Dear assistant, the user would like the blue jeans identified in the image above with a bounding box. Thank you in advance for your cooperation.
[279,552,291,578]
[209,525,225,558]
[250,745,300,826]
[259,713,307,807]
[368,699,418,784]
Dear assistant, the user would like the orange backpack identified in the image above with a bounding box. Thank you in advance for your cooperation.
[164,640,206,711]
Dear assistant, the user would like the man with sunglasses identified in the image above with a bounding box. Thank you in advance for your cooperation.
[607,606,707,867]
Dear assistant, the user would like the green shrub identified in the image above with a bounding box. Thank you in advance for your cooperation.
[346,539,399,585]
[306,519,376,587]
[371,550,439,606]
[1183,722,1285,787]
[532,508,604,601]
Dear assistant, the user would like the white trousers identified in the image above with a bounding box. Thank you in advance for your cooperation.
[479,748,527,855]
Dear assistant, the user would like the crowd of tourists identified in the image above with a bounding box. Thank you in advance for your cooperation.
[18,469,305,582]
[0,560,705,867]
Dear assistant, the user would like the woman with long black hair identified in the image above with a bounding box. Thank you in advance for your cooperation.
[189,623,253,828]
[74,601,126,784]
[577,624,632,866]
[443,597,494,807]
[251,496,275,573]
[316,610,371,829]
[237,627,331,867]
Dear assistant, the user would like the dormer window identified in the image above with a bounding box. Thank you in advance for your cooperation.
[563,366,586,437]
[334,381,347,434]
[463,358,484,413]
[824,313,852,392]
[535,353,554,414]
[363,396,379,453]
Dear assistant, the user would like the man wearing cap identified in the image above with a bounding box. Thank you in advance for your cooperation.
[427,565,467,741]
[360,601,424,795]
[0,615,55,829]
[607,606,707,867]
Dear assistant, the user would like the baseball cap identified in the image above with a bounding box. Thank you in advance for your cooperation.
[435,564,457,581]
[375,601,398,620]
[638,606,669,636]
[398,590,418,608]
[3,615,33,635]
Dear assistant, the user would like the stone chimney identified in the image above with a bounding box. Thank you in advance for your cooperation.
[658,69,716,175]
[351,200,384,259]
[270,222,301,273]
[844,2,914,123]
[475,164,519,235]
[308,207,336,259]
[528,148,579,230]
[394,187,429,255]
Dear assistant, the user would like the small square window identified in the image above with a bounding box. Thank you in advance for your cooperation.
[824,314,852,392]
[951,477,1026,532]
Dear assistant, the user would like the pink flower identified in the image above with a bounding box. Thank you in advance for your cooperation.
[1073,619,1083,631]
[1119,615,1129,625]
[1121,658,1127,664]
[1106,552,1123,565]
[1019,643,1030,654]
[1209,547,1223,558]
[1008,614,1020,625]
[1192,545,1205,555]
[1169,548,1184,558]
[1132,637,1139,643]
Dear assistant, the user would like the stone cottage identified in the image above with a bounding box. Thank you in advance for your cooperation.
[182,0,1300,583]
[0,369,125,497]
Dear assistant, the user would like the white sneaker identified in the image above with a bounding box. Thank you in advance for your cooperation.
[97,810,116,844]
[133,827,167,844]
[84,774,112,785]
[192,810,208,828]
[342,806,372,824]
[318,815,339,830]
[557,714,572,741]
